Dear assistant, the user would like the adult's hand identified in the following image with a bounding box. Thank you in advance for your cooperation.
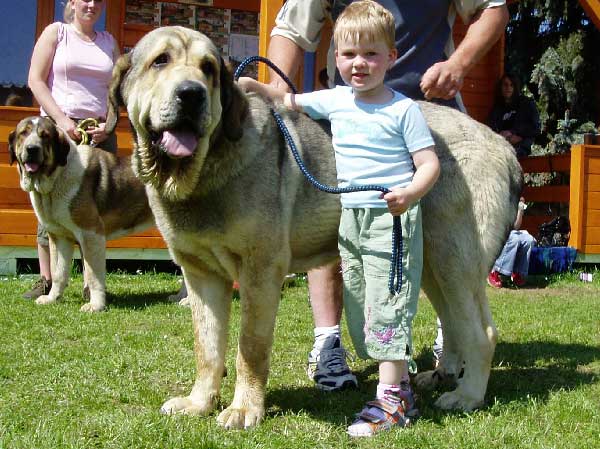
[420,59,464,100]
[57,117,81,142]
[421,5,508,101]
[87,122,109,144]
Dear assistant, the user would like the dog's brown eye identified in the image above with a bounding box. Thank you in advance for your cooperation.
[201,60,215,77]
[152,53,170,68]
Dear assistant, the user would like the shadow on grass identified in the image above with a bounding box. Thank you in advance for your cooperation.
[488,340,600,403]
[106,290,180,309]
[106,289,240,309]
[266,364,380,426]
[266,340,600,426]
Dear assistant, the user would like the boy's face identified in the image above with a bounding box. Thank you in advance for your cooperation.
[335,37,397,97]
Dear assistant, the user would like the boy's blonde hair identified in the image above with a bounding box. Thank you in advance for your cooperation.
[333,0,395,50]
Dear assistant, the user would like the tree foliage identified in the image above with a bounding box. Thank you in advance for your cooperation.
[505,0,600,152]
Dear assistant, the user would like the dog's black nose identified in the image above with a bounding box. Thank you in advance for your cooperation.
[175,81,206,110]
[25,144,41,160]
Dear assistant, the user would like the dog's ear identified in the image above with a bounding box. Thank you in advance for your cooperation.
[105,53,132,134]
[8,129,17,166]
[219,57,248,141]
[54,125,71,167]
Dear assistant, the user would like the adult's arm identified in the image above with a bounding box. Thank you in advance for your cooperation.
[28,22,81,141]
[514,198,526,230]
[267,0,329,90]
[420,3,509,100]
[266,36,306,91]
[487,102,504,132]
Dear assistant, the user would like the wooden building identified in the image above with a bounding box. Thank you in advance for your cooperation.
[0,0,599,273]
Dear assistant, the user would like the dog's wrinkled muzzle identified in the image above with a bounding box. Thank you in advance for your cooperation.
[23,144,42,173]
[150,80,209,159]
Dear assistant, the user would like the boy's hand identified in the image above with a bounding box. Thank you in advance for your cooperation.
[381,187,415,216]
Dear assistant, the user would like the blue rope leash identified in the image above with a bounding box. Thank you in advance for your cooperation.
[234,56,403,294]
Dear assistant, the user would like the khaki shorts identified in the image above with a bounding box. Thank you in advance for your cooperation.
[338,204,423,361]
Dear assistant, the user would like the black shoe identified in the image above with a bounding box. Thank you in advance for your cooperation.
[22,276,52,299]
[168,282,187,302]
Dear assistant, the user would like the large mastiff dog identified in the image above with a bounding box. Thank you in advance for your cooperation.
[106,26,522,428]
[9,117,154,312]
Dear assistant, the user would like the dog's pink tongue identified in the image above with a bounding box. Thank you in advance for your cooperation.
[25,162,40,173]
[160,130,198,158]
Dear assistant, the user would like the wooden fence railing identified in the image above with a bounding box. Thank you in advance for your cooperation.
[519,153,571,236]
[2,106,599,272]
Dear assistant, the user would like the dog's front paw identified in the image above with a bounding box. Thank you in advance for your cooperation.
[35,294,57,305]
[414,369,440,390]
[217,404,265,430]
[414,369,457,392]
[178,297,191,307]
[80,302,106,313]
[435,390,483,412]
[160,396,215,416]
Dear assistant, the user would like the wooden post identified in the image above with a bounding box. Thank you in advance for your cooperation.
[258,0,284,83]
[579,0,600,31]
[36,0,55,40]
[105,0,125,46]
[569,145,586,250]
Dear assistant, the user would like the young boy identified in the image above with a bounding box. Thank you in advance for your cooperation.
[239,0,440,437]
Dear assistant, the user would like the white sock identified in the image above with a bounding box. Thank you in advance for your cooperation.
[376,383,401,401]
[313,325,340,351]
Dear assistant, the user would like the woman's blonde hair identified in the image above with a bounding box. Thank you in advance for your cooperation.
[63,1,74,23]
[333,0,395,49]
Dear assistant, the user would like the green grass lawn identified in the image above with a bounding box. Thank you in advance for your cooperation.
[0,270,599,448]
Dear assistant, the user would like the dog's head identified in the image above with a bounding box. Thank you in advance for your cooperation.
[8,116,71,193]
[106,26,248,201]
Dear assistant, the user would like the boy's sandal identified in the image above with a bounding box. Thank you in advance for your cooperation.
[348,398,418,437]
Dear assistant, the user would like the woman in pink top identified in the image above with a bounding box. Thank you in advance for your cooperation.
[24,0,120,300]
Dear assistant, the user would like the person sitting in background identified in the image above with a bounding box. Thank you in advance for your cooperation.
[488,197,535,288]
[23,0,119,300]
[487,73,540,157]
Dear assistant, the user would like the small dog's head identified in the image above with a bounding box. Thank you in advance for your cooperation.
[8,116,71,192]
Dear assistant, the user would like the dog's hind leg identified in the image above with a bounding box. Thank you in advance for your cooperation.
[217,255,288,430]
[433,282,496,411]
[36,235,73,306]
[78,233,108,312]
[161,268,232,417]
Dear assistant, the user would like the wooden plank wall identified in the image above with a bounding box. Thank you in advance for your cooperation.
[519,145,600,258]
[569,144,600,255]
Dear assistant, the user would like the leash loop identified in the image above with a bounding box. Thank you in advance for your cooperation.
[76,118,99,146]
[235,57,403,294]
